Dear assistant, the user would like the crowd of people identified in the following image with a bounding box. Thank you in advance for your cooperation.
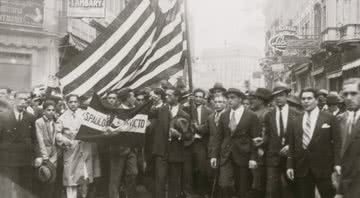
[0,77,359,198]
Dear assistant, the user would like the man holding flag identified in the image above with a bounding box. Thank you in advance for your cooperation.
[106,88,138,198]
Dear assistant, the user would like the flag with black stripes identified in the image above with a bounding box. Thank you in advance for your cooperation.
[76,94,152,147]
[57,0,187,96]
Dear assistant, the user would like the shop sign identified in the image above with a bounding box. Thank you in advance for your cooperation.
[0,0,44,28]
[269,26,299,53]
[67,0,106,18]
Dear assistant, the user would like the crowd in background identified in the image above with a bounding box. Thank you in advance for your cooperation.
[0,77,359,198]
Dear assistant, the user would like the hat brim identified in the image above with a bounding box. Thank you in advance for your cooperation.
[209,87,226,94]
[250,94,271,102]
[37,161,56,184]
[225,91,245,98]
[272,89,291,96]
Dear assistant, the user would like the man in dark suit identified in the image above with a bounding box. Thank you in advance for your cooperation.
[151,87,191,198]
[335,78,360,198]
[209,88,261,198]
[108,88,138,198]
[0,91,38,198]
[184,88,213,196]
[264,83,299,198]
[287,88,341,198]
[248,88,272,198]
[208,94,228,198]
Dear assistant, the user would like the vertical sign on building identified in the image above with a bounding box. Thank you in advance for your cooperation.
[67,0,106,18]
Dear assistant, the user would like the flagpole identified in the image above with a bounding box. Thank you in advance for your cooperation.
[183,0,194,91]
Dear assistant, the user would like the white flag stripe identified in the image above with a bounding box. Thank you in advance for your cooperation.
[126,33,184,83]
[112,32,184,90]
[71,14,156,96]
[97,30,156,95]
[139,13,182,67]
[60,0,150,86]
[99,13,182,94]
[129,52,183,89]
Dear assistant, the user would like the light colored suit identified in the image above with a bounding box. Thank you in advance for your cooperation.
[35,116,57,163]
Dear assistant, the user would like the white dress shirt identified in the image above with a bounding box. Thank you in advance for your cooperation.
[230,105,245,125]
[197,105,202,124]
[302,107,320,139]
[170,104,180,118]
[13,108,23,121]
[276,104,289,136]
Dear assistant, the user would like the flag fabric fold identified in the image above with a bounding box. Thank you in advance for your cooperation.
[76,94,152,147]
[57,0,187,97]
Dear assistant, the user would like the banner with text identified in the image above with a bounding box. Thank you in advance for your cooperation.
[67,0,105,18]
[76,94,148,147]
[0,0,44,28]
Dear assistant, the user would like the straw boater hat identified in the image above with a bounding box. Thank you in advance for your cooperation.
[209,82,227,94]
[225,88,246,99]
[37,160,56,183]
[272,82,291,96]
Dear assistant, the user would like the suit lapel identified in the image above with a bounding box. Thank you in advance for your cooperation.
[201,106,207,124]
[271,110,278,137]
[308,112,323,147]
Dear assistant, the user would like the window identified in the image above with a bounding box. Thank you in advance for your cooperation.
[314,4,322,36]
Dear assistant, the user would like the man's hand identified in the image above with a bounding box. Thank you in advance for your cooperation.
[253,137,264,147]
[280,145,289,156]
[287,169,295,180]
[334,165,341,175]
[170,128,181,139]
[210,158,217,169]
[34,157,43,168]
[249,160,257,169]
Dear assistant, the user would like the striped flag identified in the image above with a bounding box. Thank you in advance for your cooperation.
[57,0,187,96]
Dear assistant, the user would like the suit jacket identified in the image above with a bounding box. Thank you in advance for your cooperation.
[35,116,58,163]
[190,105,213,145]
[0,109,37,167]
[264,107,300,167]
[287,110,341,178]
[210,108,261,167]
[207,110,225,158]
[152,104,191,162]
[337,112,360,197]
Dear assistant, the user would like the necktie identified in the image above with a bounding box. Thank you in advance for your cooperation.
[18,112,22,122]
[229,111,237,132]
[214,112,220,126]
[279,106,285,138]
[303,112,312,149]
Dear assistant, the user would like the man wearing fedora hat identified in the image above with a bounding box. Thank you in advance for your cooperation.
[263,83,299,198]
[326,94,341,116]
[209,83,227,97]
[209,88,261,198]
[249,88,272,198]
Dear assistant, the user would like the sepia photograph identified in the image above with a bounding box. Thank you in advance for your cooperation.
[0,0,359,198]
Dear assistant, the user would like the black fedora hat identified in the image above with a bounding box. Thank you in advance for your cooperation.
[250,88,272,102]
[209,82,226,94]
[272,82,291,96]
[327,94,340,105]
[225,88,245,98]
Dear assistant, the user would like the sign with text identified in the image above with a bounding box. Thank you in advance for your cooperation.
[0,0,44,28]
[67,0,106,18]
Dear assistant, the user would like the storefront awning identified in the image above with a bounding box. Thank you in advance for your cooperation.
[68,34,89,51]
[342,58,360,71]
[327,70,342,79]
[311,67,324,76]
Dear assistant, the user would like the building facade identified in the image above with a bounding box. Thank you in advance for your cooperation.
[263,0,360,93]
[0,0,126,91]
